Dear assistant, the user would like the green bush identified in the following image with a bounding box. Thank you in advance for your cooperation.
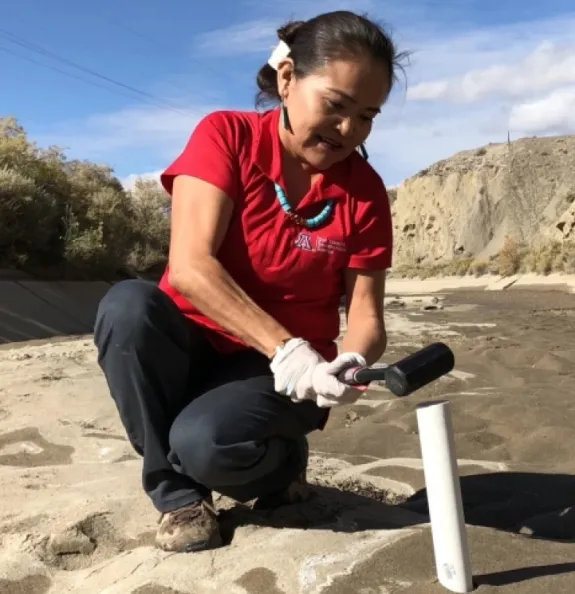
[0,116,170,278]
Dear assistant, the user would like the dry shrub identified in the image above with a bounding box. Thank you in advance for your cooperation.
[497,236,521,276]
[443,257,473,277]
[390,257,474,279]
[389,239,575,281]
[559,242,575,273]
[520,242,561,274]
[521,241,575,274]
[469,259,489,276]
[486,259,499,275]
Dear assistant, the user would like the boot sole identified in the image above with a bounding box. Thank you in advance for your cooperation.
[183,534,222,553]
[158,532,223,554]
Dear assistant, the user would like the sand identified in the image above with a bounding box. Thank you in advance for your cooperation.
[1,286,575,593]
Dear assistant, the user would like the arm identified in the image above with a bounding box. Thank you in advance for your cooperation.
[339,165,393,365]
[168,174,293,359]
[340,268,387,364]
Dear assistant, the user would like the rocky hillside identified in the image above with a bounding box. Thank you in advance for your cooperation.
[391,135,575,267]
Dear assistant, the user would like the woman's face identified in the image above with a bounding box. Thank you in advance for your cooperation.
[279,54,390,170]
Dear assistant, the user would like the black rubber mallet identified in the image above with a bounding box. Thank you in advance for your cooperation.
[337,342,455,396]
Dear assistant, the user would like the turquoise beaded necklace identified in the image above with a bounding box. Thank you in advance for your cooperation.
[274,183,334,229]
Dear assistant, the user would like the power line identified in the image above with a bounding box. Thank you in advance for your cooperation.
[2,10,209,98]
[96,14,182,55]
[0,28,196,118]
[88,11,233,84]
[0,44,179,111]
[90,13,210,98]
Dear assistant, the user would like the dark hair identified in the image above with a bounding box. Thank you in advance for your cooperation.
[255,10,409,108]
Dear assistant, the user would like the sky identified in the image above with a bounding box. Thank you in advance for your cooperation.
[2,0,575,188]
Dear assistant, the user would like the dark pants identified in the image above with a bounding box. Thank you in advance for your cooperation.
[93,279,327,513]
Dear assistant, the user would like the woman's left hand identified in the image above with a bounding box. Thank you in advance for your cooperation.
[311,352,368,408]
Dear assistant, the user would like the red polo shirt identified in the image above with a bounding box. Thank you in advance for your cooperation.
[158,107,393,361]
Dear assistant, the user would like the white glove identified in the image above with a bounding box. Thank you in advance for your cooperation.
[270,338,324,402]
[312,352,367,408]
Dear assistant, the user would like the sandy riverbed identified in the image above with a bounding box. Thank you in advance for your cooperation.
[1,286,575,593]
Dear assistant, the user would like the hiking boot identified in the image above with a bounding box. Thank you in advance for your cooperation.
[253,470,311,510]
[155,496,222,553]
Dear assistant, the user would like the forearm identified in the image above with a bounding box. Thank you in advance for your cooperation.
[340,317,387,365]
[169,256,292,358]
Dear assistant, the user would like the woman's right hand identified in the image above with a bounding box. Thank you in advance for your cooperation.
[270,338,324,402]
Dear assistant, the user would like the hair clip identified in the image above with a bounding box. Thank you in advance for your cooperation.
[267,40,291,70]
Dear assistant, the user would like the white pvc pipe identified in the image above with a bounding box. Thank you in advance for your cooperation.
[416,400,474,593]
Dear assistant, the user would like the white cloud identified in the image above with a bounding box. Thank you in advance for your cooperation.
[193,19,278,57]
[33,100,226,188]
[403,13,575,82]
[407,41,575,103]
[509,86,575,134]
[120,169,163,190]
[265,0,379,20]
[364,13,575,183]
[35,102,218,161]
[366,104,503,186]
[406,80,448,101]
[34,9,575,189]
[191,0,379,57]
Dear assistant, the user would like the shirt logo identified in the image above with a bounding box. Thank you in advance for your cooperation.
[294,232,347,254]
[294,232,313,251]
[317,237,346,254]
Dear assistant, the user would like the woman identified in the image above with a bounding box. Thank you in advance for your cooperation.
[94,10,406,553]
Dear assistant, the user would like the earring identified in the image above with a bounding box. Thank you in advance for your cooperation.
[358,143,369,160]
[281,101,291,131]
